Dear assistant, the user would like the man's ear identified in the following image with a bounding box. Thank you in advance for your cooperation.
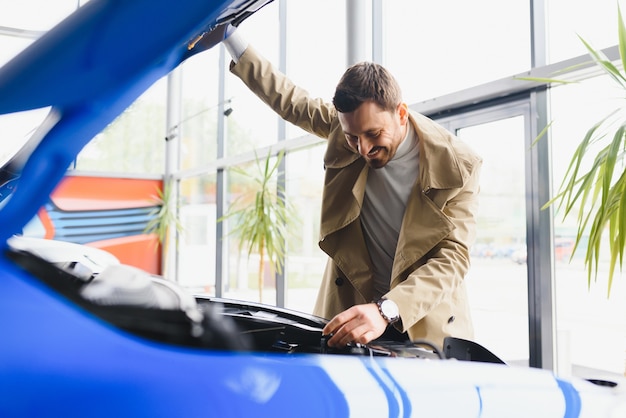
[397,102,409,124]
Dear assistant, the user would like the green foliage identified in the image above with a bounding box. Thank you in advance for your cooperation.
[75,100,166,174]
[219,149,299,302]
[542,6,626,297]
[144,180,183,250]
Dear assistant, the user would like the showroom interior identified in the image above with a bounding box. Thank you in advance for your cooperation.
[1,0,624,382]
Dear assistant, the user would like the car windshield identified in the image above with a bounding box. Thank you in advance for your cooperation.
[0,108,50,166]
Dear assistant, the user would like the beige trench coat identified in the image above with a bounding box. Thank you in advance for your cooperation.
[231,46,482,349]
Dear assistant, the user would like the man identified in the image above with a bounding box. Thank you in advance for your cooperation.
[219,26,482,350]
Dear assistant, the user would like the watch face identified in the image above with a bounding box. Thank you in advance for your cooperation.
[380,299,399,321]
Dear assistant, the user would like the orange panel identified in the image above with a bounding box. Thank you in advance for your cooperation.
[87,234,162,275]
[37,208,55,239]
[51,176,163,211]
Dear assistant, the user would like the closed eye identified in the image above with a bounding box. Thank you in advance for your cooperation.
[365,130,381,139]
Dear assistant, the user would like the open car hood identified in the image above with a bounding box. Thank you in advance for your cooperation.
[0,0,273,246]
[2,2,626,416]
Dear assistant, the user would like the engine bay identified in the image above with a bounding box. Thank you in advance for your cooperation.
[8,243,503,363]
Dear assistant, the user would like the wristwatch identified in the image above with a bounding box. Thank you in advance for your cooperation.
[376,298,400,324]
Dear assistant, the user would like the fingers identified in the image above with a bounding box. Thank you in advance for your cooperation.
[187,23,230,51]
[322,304,387,347]
[322,308,354,337]
[334,325,378,347]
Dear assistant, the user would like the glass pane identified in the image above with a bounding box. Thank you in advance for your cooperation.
[0,107,51,165]
[0,0,85,31]
[223,158,280,304]
[457,116,529,364]
[225,3,280,156]
[178,174,218,293]
[284,144,327,314]
[383,0,530,103]
[547,0,626,64]
[179,47,221,169]
[0,35,33,68]
[75,77,167,175]
[0,0,92,66]
[284,0,346,141]
[549,75,626,379]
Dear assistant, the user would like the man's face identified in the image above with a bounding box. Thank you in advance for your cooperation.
[338,101,408,169]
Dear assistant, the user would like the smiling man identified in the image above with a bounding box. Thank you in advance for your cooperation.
[222,27,482,351]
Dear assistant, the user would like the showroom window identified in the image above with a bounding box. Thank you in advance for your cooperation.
[549,73,626,378]
[382,0,531,103]
[75,80,168,175]
[222,3,280,156]
[547,0,626,64]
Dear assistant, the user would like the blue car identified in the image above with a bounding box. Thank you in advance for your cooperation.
[0,1,624,417]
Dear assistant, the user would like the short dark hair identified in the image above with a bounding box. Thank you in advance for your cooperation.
[332,62,402,113]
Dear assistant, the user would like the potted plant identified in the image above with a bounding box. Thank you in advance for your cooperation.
[144,178,184,276]
[533,6,626,297]
[219,149,298,303]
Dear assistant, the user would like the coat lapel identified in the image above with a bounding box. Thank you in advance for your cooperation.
[318,156,374,300]
[319,165,366,238]
[318,111,469,294]
[390,113,466,285]
[411,112,468,190]
[391,185,454,286]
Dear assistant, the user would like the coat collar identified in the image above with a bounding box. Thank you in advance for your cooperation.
[323,110,468,191]
[319,111,467,285]
[319,110,468,241]
[410,112,467,191]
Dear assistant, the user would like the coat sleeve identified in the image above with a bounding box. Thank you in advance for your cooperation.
[385,152,482,334]
[229,45,337,139]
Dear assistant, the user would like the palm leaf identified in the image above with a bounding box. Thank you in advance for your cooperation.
[144,180,183,248]
[541,6,626,297]
[218,149,299,301]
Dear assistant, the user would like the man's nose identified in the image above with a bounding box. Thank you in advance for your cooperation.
[357,138,373,156]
